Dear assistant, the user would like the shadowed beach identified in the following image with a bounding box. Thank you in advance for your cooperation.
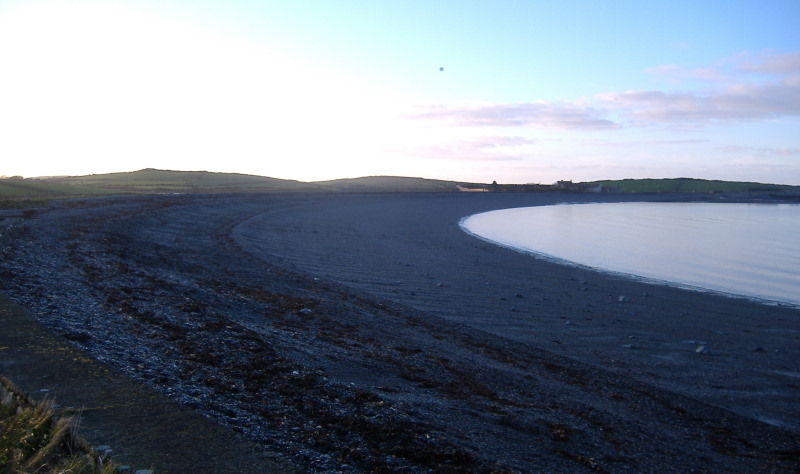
[1,192,799,472]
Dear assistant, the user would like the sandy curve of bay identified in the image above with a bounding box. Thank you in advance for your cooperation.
[232,192,800,433]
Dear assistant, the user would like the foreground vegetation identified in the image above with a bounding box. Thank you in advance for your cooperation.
[2,169,799,206]
[0,376,120,473]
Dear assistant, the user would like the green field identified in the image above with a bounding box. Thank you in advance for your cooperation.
[2,169,799,206]
[0,169,470,204]
[588,178,794,193]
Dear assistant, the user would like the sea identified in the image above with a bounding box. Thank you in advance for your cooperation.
[460,202,800,307]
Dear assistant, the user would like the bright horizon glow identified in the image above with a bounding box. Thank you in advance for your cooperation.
[1,1,799,184]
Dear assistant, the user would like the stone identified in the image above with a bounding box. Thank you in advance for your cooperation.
[95,445,112,454]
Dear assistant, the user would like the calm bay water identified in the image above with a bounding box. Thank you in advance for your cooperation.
[461,202,800,306]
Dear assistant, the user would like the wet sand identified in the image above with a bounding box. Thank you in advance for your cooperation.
[1,192,799,472]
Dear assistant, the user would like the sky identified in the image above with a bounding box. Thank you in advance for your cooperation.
[1,1,799,184]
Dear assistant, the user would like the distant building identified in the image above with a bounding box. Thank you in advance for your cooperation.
[457,185,488,192]
[555,180,616,192]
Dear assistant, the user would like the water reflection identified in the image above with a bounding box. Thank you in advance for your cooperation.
[461,202,800,306]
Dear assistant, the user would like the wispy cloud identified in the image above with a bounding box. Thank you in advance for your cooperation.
[601,51,800,125]
[582,138,710,148]
[407,102,619,130]
[400,136,536,161]
[603,81,800,124]
[645,51,800,84]
[734,51,800,76]
[720,145,800,157]
[644,64,731,84]
[408,51,800,132]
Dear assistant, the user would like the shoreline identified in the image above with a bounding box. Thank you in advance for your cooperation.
[232,192,800,433]
[2,192,799,471]
[458,206,800,309]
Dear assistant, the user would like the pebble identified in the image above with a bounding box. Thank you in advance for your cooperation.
[95,445,112,455]
[618,295,629,303]
[695,345,710,354]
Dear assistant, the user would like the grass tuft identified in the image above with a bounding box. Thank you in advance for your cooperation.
[0,375,121,473]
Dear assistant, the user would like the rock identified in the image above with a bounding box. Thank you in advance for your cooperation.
[299,308,313,315]
[695,345,710,354]
[62,330,92,343]
[618,295,629,303]
[134,470,154,474]
[95,445,113,456]
[514,293,524,298]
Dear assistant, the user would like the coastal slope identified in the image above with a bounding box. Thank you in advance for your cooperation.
[1,193,798,472]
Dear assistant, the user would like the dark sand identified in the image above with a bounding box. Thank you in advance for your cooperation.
[1,192,799,472]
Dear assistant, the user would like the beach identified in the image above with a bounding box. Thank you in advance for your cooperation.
[1,192,799,472]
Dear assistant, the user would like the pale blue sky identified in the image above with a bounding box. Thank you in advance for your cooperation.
[1,0,799,184]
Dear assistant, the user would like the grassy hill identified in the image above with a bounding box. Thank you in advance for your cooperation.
[46,168,315,194]
[586,178,798,193]
[2,170,799,206]
[0,178,113,207]
[316,176,462,192]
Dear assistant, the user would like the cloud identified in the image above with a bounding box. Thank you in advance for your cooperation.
[605,81,800,124]
[644,64,730,83]
[407,102,619,130]
[646,51,800,84]
[734,51,800,76]
[603,52,800,125]
[401,135,536,161]
[410,51,800,133]
[582,138,710,148]
[720,145,800,157]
